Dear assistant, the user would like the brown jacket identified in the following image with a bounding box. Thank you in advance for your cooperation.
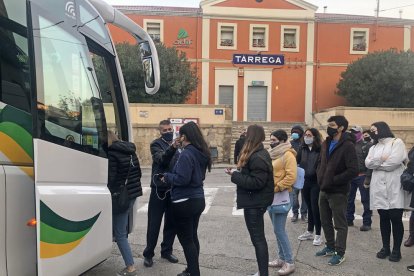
[317,132,358,194]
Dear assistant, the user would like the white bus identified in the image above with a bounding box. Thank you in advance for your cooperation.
[0,0,159,275]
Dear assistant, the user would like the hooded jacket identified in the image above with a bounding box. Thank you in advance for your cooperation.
[231,144,274,209]
[317,132,358,194]
[164,144,208,201]
[108,141,142,200]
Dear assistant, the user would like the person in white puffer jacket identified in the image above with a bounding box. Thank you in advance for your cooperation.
[365,121,409,263]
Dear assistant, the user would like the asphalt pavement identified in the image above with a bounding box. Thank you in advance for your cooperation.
[84,166,414,276]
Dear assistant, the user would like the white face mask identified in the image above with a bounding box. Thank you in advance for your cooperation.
[304,136,314,145]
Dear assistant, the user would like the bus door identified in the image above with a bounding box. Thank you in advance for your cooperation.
[0,165,5,276]
[29,0,112,275]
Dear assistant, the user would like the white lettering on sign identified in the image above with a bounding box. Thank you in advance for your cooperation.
[233,54,284,65]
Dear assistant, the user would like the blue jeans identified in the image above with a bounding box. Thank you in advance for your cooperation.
[346,175,372,226]
[268,204,294,264]
[113,200,135,267]
[290,188,308,216]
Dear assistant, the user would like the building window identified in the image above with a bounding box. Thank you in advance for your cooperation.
[250,24,268,51]
[350,28,369,54]
[217,23,237,50]
[281,26,300,52]
[144,20,163,43]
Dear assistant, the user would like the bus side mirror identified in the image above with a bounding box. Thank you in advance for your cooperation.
[138,41,158,94]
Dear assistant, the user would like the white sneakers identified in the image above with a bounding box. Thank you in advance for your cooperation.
[298,231,322,246]
[298,231,313,240]
[268,258,284,267]
[313,235,322,246]
[277,262,295,275]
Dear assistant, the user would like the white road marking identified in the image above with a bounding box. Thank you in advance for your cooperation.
[232,193,244,216]
[203,188,218,214]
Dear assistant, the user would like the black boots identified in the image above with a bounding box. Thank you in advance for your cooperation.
[389,250,402,262]
[376,248,390,259]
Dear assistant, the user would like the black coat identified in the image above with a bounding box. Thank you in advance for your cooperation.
[406,147,414,208]
[231,144,274,209]
[317,132,358,194]
[297,144,320,187]
[150,137,178,191]
[108,141,142,200]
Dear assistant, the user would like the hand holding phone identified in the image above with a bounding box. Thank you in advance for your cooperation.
[225,168,237,175]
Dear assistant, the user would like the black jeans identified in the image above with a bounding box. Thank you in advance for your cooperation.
[172,197,205,276]
[319,191,348,256]
[346,175,372,226]
[303,184,321,235]
[143,188,176,258]
[378,209,404,252]
[244,207,269,276]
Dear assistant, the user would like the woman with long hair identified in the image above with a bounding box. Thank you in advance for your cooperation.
[365,121,408,262]
[297,128,323,246]
[107,130,142,276]
[267,129,296,275]
[226,124,274,276]
[163,122,212,276]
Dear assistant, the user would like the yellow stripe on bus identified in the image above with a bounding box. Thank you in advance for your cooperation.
[40,238,84,259]
[0,132,33,165]
[20,167,34,179]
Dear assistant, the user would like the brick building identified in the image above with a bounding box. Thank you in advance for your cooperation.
[109,0,414,125]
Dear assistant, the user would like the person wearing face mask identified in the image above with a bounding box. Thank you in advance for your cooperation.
[267,129,297,275]
[365,121,408,262]
[143,120,180,268]
[163,121,212,276]
[346,126,373,231]
[290,125,308,223]
[315,116,358,266]
[296,128,323,246]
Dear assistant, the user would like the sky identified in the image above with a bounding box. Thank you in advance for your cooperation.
[104,0,414,20]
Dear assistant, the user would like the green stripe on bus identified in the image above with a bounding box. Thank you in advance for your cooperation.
[40,222,91,244]
[0,105,32,135]
[0,122,33,159]
[40,201,101,232]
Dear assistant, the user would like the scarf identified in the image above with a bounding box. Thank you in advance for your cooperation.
[268,142,292,160]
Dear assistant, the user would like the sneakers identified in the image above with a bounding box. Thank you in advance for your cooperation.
[117,268,137,276]
[298,231,313,241]
[313,235,322,246]
[268,258,284,267]
[291,214,298,223]
[360,225,371,231]
[277,262,295,275]
[407,264,414,272]
[328,253,346,266]
[315,246,335,257]
[301,214,307,223]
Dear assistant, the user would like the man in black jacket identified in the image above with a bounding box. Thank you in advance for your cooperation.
[346,126,373,231]
[143,120,179,267]
[315,116,358,266]
[234,129,246,164]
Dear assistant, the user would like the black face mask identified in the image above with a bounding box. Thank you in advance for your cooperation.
[327,127,338,138]
[370,131,378,140]
[363,136,371,142]
[161,132,173,142]
[270,142,280,148]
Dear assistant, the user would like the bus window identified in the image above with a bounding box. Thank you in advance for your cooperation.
[88,42,128,141]
[78,2,114,55]
[0,0,27,27]
[32,10,107,157]
[0,22,31,113]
